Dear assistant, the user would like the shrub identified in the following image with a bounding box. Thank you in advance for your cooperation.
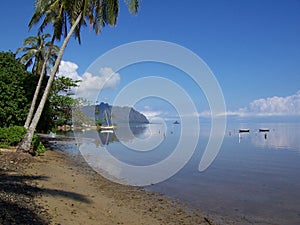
[0,52,35,127]
[0,126,46,156]
[32,135,46,156]
[0,126,26,147]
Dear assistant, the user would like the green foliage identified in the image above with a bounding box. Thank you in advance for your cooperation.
[0,52,37,127]
[0,51,54,132]
[0,126,46,155]
[72,99,95,127]
[16,33,59,75]
[29,0,140,44]
[32,135,46,156]
[0,126,27,147]
[0,52,81,132]
[95,119,102,126]
[50,76,80,127]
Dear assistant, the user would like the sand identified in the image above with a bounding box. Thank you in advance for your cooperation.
[0,148,215,225]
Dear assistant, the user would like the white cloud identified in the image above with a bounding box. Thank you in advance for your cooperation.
[57,61,120,101]
[196,111,211,117]
[136,105,165,119]
[229,90,300,117]
[77,68,120,98]
[57,61,81,81]
[195,91,300,118]
[140,110,164,119]
[56,61,300,118]
[143,105,151,111]
[194,110,229,118]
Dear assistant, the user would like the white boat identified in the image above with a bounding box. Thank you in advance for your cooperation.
[100,110,114,132]
[100,129,114,133]
[100,125,115,130]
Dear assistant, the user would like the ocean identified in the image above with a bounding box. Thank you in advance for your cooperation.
[55,121,300,224]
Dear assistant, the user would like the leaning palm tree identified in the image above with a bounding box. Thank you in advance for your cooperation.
[17,33,59,129]
[17,33,47,75]
[18,0,140,152]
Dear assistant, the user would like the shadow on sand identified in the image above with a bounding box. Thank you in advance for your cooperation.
[0,168,91,225]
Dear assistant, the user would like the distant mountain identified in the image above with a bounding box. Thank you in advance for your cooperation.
[81,102,149,125]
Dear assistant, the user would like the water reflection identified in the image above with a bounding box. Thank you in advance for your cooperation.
[56,122,300,224]
[251,124,300,150]
[228,123,300,151]
[97,124,149,146]
[73,122,201,186]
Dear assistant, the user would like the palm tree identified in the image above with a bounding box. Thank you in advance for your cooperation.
[17,33,59,129]
[17,33,58,75]
[18,0,140,152]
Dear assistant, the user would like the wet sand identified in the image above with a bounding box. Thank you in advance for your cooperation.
[0,148,215,225]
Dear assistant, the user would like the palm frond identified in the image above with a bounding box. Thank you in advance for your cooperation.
[125,0,140,15]
[17,32,59,74]
[29,0,141,44]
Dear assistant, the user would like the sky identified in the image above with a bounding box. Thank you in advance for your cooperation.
[0,0,300,121]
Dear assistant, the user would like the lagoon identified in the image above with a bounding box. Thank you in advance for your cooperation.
[54,122,300,224]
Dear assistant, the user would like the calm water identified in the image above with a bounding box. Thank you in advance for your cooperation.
[54,122,300,224]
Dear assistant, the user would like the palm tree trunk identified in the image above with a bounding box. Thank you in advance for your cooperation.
[17,13,83,152]
[24,52,49,129]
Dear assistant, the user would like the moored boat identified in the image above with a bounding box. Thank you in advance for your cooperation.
[100,125,115,130]
[100,110,115,132]
[259,128,270,132]
[239,129,250,133]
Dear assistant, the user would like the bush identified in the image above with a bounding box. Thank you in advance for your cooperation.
[0,126,26,147]
[0,126,46,156]
[32,135,46,156]
[0,52,35,127]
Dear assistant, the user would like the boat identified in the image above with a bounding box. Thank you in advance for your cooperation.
[100,110,114,132]
[100,125,115,130]
[259,128,270,132]
[239,129,250,133]
[173,120,180,124]
[100,129,114,133]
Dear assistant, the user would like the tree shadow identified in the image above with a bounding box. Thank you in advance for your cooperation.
[0,168,91,225]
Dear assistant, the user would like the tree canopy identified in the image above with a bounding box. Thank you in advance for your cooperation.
[16,33,59,76]
[0,52,36,127]
[49,76,80,127]
[0,51,79,132]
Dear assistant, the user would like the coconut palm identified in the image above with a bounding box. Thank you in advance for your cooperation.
[18,0,140,152]
[17,33,58,75]
[17,33,59,129]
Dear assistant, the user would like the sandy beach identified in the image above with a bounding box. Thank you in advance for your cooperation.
[0,147,215,225]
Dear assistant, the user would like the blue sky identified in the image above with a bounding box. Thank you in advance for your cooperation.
[0,0,300,121]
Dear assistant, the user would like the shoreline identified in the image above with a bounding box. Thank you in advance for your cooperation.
[0,147,216,225]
